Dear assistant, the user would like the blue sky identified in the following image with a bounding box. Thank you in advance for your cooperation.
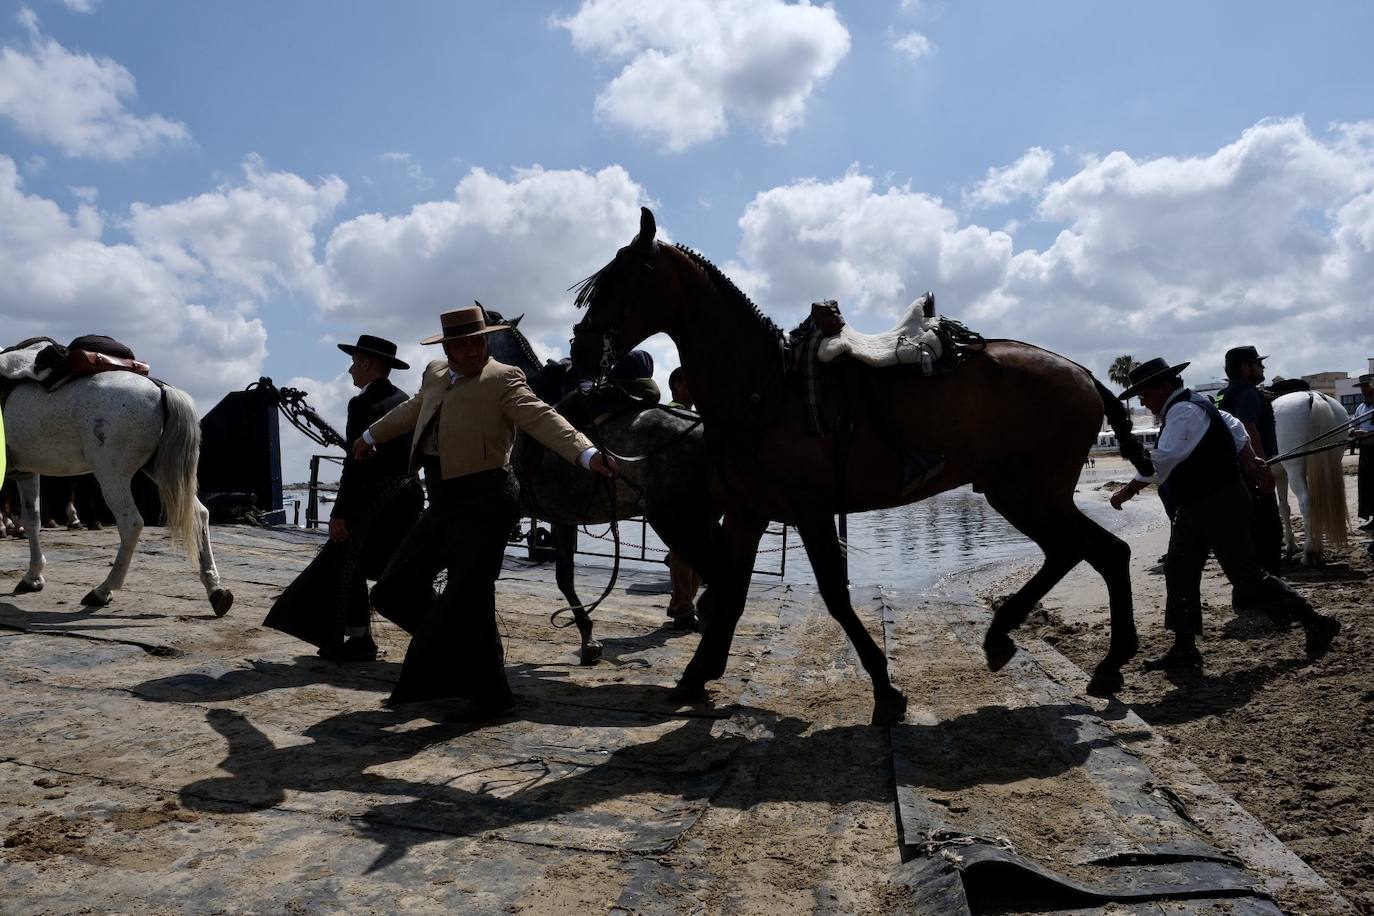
[4,1,1374,482]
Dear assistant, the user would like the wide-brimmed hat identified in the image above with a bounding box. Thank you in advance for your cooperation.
[1358,372,1374,386]
[419,302,510,345]
[1117,357,1190,400]
[337,334,409,370]
[1224,345,1268,369]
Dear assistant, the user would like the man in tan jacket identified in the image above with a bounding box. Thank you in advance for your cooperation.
[355,304,616,717]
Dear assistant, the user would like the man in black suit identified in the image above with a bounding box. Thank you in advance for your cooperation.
[265,335,423,661]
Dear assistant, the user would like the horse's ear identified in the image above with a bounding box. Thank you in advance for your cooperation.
[511,314,524,328]
[634,207,657,252]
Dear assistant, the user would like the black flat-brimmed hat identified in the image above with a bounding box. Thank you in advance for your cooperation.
[1224,345,1268,368]
[337,334,409,370]
[419,302,510,345]
[1117,357,1190,400]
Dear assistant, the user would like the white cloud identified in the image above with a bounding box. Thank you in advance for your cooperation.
[379,151,433,190]
[0,10,189,160]
[555,0,850,151]
[320,164,656,359]
[127,154,345,302]
[892,30,933,61]
[735,167,1011,326]
[728,118,1374,381]
[966,146,1054,208]
[0,154,354,412]
[55,0,97,11]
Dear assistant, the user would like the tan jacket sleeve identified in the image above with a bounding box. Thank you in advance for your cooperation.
[368,388,424,444]
[499,368,594,465]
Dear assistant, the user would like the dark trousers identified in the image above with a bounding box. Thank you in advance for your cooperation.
[1247,485,1283,576]
[371,467,521,705]
[1164,480,1319,636]
[1359,445,1373,520]
[264,475,422,648]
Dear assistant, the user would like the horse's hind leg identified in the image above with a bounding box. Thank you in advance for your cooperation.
[83,472,144,607]
[1073,514,1138,696]
[193,498,232,617]
[1288,469,1322,564]
[553,524,599,664]
[796,513,907,725]
[980,493,1084,673]
[14,473,45,593]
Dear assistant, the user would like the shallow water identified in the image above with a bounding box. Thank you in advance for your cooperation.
[284,463,1142,590]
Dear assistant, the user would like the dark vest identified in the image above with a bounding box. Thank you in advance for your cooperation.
[1160,389,1239,506]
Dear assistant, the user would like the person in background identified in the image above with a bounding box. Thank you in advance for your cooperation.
[1216,345,1282,579]
[265,335,422,661]
[1353,372,1374,532]
[1110,357,1340,669]
[663,367,703,629]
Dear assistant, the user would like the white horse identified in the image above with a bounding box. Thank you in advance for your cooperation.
[1272,390,1350,564]
[1,350,233,614]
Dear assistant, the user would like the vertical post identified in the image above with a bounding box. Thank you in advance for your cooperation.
[780,525,788,579]
[293,499,300,527]
[306,455,320,529]
[837,513,849,583]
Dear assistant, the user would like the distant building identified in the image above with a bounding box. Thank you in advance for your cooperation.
[1302,371,1348,398]
[1334,357,1374,415]
[1192,378,1227,401]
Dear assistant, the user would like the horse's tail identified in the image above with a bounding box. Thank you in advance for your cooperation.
[1092,377,1154,477]
[1304,394,1349,548]
[150,384,203,561]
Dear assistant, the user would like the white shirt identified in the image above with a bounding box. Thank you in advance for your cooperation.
[1134,388,1250,485]
[363,364,599,468]
[1354,400,1374,434]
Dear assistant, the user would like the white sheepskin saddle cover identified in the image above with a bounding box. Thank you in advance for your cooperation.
[816,295,944,370]
[0,340,53,382]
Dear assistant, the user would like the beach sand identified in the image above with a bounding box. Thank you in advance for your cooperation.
[988,454,1373,911]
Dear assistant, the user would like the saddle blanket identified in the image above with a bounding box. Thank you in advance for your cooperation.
[816,293,944,371]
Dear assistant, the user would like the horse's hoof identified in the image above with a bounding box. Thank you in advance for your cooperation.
[871,689,908,726]
[13,579,43,595]
[209,588,234,618]
[81,589,112,608]
[579,641,602,666]
[668,680,708,704]
[1086,666,1125,698]
[983,632,1017,672]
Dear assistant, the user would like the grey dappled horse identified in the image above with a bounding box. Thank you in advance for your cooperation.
[1,344,232,614]
[485,313,721,664]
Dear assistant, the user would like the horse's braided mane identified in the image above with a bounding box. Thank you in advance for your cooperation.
[674,245,783,341]
[501,320,543,370]
[571,243,784,343]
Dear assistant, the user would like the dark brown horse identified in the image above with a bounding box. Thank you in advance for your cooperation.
[570,208,1152,725]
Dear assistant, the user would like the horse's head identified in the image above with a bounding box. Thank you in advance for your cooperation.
[480,306,541,377]
[570,207,673,379]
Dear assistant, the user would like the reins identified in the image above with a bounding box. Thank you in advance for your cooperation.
[1263,394,1361,466]
[543,396,702,630]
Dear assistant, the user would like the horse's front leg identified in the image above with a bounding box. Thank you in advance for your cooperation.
[671,510,768,704]
[193,498,233,617]
[552,523,599,664]
[14,473,45,593]
[796,513,907,725]
[82,474,144,607]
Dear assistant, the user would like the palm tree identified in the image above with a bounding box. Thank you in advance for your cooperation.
[1108,355,1137,398]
